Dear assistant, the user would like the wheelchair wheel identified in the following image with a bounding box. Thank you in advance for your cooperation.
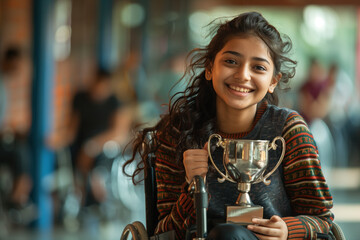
[120,221,148,240]
[332,222,346,240]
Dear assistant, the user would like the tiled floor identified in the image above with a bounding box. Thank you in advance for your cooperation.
[2,168,360,240]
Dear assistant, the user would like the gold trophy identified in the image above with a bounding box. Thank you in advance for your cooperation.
[208,134,285,225]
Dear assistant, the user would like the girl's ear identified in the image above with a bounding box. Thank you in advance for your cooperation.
[268,72,282,93]
[205,68,212,80]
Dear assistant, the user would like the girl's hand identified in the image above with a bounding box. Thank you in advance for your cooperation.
[183,143,209,183]
[247,215,288,240]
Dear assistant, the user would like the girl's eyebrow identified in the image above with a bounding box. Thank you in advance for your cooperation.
[222,50,270,65]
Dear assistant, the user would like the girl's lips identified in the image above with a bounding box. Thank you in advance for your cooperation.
[228,84,253,93]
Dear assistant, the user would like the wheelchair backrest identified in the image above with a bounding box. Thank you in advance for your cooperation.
[144,152,159,236]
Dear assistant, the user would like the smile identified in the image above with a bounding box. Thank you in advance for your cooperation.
[228,85,252,93]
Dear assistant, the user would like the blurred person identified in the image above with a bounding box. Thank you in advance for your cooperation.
[297,60,340,179]
[0,46,33,210]
[113,50,140,104]
[344,95,360,166]
[327,65,357,167]
[67,68,132,206]
[298,59,336,124]
[113,50,160,126]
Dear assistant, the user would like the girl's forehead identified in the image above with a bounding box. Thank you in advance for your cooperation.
[219,35,272,59]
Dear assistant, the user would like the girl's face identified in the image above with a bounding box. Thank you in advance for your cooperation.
[207,35,280,115]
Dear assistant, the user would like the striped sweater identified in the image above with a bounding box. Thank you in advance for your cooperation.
[154,103,334,239]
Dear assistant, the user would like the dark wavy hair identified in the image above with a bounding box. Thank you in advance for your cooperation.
[123,11,297,184]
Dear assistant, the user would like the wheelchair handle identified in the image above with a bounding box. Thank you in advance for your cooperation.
[191,175,207,239]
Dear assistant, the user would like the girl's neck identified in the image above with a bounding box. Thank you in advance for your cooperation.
[216,104,258,134]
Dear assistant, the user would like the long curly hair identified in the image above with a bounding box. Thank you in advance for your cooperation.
[123,11,297,184]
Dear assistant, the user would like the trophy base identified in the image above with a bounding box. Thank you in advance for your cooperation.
[226,205,263,225]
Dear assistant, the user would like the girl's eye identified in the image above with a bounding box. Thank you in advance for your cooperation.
[225,59,237,65]
[254,65,266,71]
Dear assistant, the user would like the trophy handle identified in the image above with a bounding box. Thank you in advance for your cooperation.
[208,134,236,183]
[254,136,286,186]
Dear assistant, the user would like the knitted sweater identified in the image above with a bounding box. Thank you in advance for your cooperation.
[154,103,334,240]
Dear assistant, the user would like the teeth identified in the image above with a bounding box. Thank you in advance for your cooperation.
[229,85,251,93]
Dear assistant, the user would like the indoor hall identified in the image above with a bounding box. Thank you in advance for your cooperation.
[0,0,359,239]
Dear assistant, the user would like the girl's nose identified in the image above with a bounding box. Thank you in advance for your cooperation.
[234,65,251,81]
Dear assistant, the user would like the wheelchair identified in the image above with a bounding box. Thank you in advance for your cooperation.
[120,154,346,240]
[120,152,207,240]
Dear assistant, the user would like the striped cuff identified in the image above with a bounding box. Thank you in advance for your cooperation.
[178,193,195,217]
[283,216,309,240]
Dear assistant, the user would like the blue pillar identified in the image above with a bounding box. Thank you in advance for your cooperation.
[31,0,55,231]
[97,0,114,71]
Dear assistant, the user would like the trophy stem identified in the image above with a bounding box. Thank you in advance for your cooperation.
[228,182,262,224]
[235,183,252,206]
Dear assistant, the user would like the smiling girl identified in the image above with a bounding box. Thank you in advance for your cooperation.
[124,12,334,240]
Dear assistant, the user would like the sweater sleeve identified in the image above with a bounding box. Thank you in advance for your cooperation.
[281,112,334,240]
[154,128,196,239]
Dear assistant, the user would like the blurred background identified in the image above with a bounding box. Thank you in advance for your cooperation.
[0,0,359,239]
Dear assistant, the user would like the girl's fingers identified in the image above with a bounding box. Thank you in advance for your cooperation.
[183,148,209,182]
[248,224,281,237]
[252,218,272,226]
[248,216,288,240]
[252,216,281,227]
[270,215,282,222]
[184,149,208,157]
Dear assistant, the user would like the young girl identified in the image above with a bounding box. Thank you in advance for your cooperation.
[123,11,334,240]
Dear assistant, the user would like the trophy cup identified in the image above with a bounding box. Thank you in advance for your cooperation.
[207,134,286,225]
